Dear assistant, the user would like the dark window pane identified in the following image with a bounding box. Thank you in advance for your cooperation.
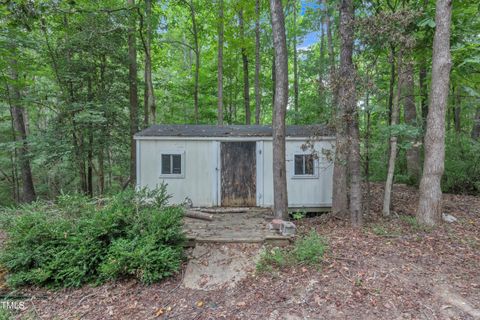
[304,155,314,175]
[294,155,304,175]
[162,154,171,174]
[172,154,182,174]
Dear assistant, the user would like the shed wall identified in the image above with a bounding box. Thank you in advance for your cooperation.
[137,138,334,208]
[138,140,216,206]
[261,140,334,207]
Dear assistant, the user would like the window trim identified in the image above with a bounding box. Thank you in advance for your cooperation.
[291,153,319,179]
[159,151,185,178]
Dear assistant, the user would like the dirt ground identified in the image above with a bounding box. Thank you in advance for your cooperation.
[9,183,480,319]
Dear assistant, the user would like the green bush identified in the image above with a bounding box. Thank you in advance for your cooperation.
[0,185,184,288]
[293,230,327,265]
[0,308,11,320]
[367,131,480,195]
[256,230,327,273]
[256,247,288,273]
[442,134,480,194]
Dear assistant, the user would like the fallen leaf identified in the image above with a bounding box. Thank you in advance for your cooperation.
[155,308,164,317]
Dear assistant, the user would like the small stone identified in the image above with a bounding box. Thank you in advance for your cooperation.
[269,219,283,230]
[280,221,296,236]
[442,213,457,223]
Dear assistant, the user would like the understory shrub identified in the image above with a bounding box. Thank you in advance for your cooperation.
[256,230,327,273]
[293,230,328,265]
[367,131,480,195]
[443,134,480,194]
[0,185,185,288]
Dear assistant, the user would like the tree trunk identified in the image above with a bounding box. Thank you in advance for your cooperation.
[239,9,251,125]
[254,0,261,124]
[292,0,299,114]
[128,0,139,187]
[318,9,325,104]
[87,77,94,197]
[339,0,362,226]
[332,0,350,217]
[270,0,289,219]
[144,0,156,125]
[416,0,452,227]
[419,58,428,132]
[217,0,224,125]
[98,143,105,195]
[472,108,480,140]
[322,0,337,121]
[186,0,200,124]
[364,92,371,215]
[7,60,36,203]
[383,50,402,217]
[87,129,94,197]
[454,87,461,133]
[387,45,396,128]
[272,51,276,109]
[403,59,421,183]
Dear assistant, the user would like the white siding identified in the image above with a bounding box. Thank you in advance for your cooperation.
[137,137,334,208]
[138,140,216,207]
[261,140,334,207]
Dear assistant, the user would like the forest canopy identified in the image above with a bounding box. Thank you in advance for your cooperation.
[0,0,479,206]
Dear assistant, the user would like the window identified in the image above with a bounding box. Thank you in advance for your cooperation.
[161,154,183,175]
[294,154,315,176]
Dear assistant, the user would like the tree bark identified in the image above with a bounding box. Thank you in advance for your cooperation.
[87,129,94,197]
[292,0,299,114]
[143,0,156,125]
[332,0,350,217]
[239,9,251,125]
[387,45,396,127]
[254,0,261,124]
[7,59,36,203]
[318,7,325,103]
[383,50,402,217]
[182,0,200,123]
[416,0,452,227]
[217,0,224,125]
[403,59,421,183]
[454,86,461,133]
[364,92,371,215]
[419,58,428,132]
[270,0,289,219]
[472,107,480,140]
[322,0,337,121]
[272,51,276,109]
[128,0,139,187]
[192,1,200,124]
[339,0,362,226]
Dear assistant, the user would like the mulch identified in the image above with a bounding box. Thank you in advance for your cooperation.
[9,183,480,319]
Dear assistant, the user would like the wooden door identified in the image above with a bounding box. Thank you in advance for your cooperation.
[221,142,256,206]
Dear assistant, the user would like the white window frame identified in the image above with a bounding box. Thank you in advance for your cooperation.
[159,151,185,178]
[291,153,319,179]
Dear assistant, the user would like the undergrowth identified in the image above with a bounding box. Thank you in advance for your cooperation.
[0,185,185,288]
[256,230,327,273]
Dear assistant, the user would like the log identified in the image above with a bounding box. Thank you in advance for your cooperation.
[199,208,248,214]
[185,210,213,221]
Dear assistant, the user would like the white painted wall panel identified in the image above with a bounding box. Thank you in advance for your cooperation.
[261,139,334,208]
[138,137,334,208]
[138,140,215,207]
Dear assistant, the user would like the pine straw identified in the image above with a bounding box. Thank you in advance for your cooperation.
[10,183,480,319]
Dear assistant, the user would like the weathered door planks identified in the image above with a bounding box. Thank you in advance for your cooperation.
[220,142,256,206]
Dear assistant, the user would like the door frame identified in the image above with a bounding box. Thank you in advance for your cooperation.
[214,140,262,207]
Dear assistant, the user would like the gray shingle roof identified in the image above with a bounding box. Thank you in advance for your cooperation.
[135,124,335,138]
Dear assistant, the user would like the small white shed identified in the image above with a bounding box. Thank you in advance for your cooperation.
[134,125,335,209]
